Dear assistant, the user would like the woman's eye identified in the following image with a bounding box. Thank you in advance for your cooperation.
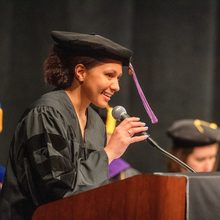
[106,73,112,77]
[196,158,205,162]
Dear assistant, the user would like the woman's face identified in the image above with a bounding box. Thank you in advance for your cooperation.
[82,59,122,108]
[186,143,218,172]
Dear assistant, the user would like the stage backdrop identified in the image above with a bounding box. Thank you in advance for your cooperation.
[1,0,220,173]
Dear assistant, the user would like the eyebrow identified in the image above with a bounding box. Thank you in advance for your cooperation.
[104,69,123,76]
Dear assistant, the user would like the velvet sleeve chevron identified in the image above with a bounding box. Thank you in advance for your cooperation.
[14,105,109,205]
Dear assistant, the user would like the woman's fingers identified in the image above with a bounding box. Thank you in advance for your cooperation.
[105,117,149,163]
[118,117,148,137]
[127,126,148,137]
[119,117,141,126]
[129,133,148,144]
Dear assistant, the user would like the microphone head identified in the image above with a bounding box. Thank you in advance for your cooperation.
[112,106,127,121]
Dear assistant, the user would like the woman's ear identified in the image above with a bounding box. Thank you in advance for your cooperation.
[75,64,86,83]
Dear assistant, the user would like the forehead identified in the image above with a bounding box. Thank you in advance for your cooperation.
[93,59,123,73]
[192,143,218,156]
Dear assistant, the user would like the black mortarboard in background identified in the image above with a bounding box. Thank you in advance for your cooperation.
[50,31,132,66]
[167,119,220,148]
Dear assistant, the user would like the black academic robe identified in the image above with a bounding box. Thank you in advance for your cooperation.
[0,90,109,220]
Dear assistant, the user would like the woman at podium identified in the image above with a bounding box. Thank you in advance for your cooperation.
[0,31,148,220]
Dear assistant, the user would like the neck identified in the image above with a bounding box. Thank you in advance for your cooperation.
[65,81,90,117]
[65,83,89,141]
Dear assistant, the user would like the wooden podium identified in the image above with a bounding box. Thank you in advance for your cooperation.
[32,174,186,220]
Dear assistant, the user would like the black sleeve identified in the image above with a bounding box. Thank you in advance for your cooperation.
[18,106,109,204]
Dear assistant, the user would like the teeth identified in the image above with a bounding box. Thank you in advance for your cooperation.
[104,93,111,97]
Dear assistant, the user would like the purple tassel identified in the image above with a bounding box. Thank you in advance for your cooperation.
[130,64,158,123]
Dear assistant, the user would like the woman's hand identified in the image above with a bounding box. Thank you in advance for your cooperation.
[104,117,148,163]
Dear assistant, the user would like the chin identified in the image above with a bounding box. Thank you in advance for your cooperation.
[92,102,108,108]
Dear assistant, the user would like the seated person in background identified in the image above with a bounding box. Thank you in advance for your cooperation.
[0,165,5,193]
[90,103,140,182]
[0,104,5,193]
[166,119,220,172]
[108,156,141,183]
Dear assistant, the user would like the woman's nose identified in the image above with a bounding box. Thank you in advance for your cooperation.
[110,80,120,92]
[203,160,214,172]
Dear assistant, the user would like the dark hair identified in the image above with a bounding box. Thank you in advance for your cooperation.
[43,44,105,89]
[167,144,219,172]
[167,146,193,172]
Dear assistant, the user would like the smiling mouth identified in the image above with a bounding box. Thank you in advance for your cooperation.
[104,93,112,98]
[103,92,113,101]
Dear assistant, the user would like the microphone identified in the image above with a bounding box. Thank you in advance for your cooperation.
[112,106,196,173]
[112,106,149,137]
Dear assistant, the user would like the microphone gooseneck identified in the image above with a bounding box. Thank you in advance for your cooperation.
[112,106,196,173]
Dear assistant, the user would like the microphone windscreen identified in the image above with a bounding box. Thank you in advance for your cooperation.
[112,106,127,121]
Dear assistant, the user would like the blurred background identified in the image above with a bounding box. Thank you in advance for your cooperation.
[1,0,220,174]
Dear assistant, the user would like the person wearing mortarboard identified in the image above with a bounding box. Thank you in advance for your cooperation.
[0,104,5,193]
[166,119,220,172]
[0,164,5,193]
[0,31,158,220]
